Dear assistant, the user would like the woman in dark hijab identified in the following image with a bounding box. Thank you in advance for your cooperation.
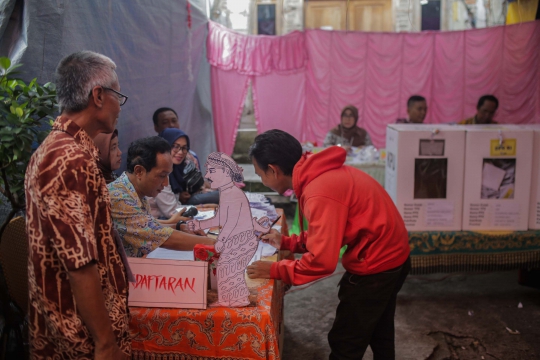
[323,105,372,148]
[151,128,218,218]
[94,129,122,184]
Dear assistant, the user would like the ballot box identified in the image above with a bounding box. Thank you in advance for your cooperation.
[512,125,540,230]
[385,124,466,231]
[462,126,533,231]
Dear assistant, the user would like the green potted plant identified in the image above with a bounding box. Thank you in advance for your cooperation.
[0,57,58,241]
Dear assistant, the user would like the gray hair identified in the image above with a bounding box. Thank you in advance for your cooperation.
[55,50,117,113]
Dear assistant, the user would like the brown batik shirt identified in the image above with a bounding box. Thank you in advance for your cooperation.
[25,116,130,359]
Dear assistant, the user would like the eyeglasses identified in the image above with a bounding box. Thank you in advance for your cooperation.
[171,144,189,153]
[102,87,128,106]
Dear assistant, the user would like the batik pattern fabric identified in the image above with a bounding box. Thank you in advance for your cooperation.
[130,275,283,360]
[409,230,540,274]
[216,229,258,305]
[108,172,173,257]
[25,116,130,359]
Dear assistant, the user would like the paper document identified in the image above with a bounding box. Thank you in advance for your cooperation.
[482,162,506,191]
[146,248,195,261]
[248,242,278,265]
[425,201,454,227]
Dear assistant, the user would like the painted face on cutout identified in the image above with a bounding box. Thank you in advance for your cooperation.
[205,164,231,189]
[155,110,180,133]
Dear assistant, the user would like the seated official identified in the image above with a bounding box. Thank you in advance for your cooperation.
[396,95,427,124]
[323,105,372,148]
[459,95,499,125]
[108,136,214,257]
[153,128,219,213]
[153,107,201,169]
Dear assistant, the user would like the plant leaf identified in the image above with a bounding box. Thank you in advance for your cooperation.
[0,57,11,70]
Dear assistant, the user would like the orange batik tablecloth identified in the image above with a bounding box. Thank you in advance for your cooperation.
[130,209,288,360]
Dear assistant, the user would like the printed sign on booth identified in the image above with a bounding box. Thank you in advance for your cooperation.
[128,258,208,309]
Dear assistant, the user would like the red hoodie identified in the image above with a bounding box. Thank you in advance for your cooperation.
[270,147,410,285]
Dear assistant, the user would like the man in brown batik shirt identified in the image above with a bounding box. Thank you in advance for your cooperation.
[25,51,130,359]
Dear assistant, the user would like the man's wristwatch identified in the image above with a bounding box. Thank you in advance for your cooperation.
[176,220,187,231]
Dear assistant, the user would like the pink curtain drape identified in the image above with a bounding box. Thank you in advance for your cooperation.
[207,22,307,154]
[208,20,540,151]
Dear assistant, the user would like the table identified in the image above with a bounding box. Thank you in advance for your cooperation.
[409,230,540,274]
[346,162,385,187]
[130,209,288,360]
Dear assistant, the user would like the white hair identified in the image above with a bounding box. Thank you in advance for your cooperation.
[55,50,117,112]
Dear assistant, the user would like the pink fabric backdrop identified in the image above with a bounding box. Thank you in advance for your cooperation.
[208,20,540,151]
[207,22,307,154]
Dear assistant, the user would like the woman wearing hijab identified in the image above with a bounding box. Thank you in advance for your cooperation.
[150,128,219,219]
[94,129,122,184]
[323,105,372,148]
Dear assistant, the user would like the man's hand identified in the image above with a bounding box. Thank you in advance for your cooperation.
[169,208,190,223]
[94,343,127,360]
[179,223,206,236]
[68,263,125,360]
[259,229,281,249]
[246,261,273,279]
[179,191,191,203]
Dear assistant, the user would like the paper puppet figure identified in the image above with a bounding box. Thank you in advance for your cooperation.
[188,152,270,307]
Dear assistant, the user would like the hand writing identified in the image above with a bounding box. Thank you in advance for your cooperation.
[260,229,281,249]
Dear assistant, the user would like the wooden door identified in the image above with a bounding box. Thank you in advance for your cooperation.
[347,0,393,31]
[305,1,347,30]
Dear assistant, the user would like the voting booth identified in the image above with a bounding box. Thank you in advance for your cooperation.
[511,125,540,230]
[528,127,540,230]
[462,126,533,231]
[385,124,466,231]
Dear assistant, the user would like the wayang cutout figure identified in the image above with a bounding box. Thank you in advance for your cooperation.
[188,152,270,307]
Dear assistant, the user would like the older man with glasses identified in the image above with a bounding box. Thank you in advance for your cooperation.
[25,51,131,359]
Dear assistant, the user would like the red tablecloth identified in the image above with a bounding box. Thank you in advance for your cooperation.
[130,209,288,360]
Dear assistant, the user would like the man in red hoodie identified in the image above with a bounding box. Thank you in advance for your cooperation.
[246,129,410,359]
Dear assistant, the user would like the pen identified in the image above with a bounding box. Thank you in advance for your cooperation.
[259,215,281,239]
[262,215,281,236]
[257,215,281,261]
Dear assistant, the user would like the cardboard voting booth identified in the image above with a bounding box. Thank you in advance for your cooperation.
[385,124,466,231]
[462,126,533,231]
[128,258,208,309]
[512,125,540,229]
[528,127,540,230]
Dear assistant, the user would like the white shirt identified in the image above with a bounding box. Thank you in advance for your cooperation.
[148,184,182,219]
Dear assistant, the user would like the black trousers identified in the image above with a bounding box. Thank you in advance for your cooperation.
[328,257,411,360]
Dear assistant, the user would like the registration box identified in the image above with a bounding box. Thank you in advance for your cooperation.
[511,125,540,229]
[385,124,466,231]
[128,258,208,309]
[462,126,533,231]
